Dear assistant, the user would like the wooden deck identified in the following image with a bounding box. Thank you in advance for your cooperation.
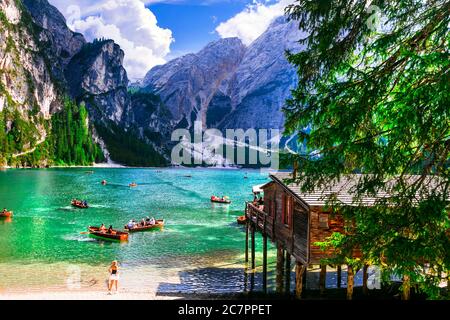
[245,202,274,237]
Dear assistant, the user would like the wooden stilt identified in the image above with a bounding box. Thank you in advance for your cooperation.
[285,253,291,295]
[347,265,354,300]
[337,265,342,288]
[402,275,411,300]
[362,264,369,295]
[262,234,268,294]
[303,266,308,289]
[245,222,249,264]
[295,262,306,299]
[319,265,327,295]
[250,271,255,292]
[251,225,256,272]
[276,246,285,294]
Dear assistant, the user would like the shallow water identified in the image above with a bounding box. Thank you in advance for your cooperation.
[0,168,276,294]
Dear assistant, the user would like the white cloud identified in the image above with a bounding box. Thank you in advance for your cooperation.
[49,0,173,80]
[215,0,293,46]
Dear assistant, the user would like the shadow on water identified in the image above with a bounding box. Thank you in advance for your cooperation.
[154,265,426,300]
[156,267,247,296]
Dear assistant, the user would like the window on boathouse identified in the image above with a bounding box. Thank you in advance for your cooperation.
[319,213,329,229]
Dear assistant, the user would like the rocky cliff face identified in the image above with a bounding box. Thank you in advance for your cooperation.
[143,17,305,133]
[66,39,131,124]
[143,37,246,129]
[22,0,86,85]
[0,0,59,166]
[219,17,305,131]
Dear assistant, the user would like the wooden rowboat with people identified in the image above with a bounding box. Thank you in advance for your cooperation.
[124,219,165,232]
[237,216,247,225]
[0,210,13,218]
[211,196,231,204]
[71,199,89,209]
[88,226,129,242]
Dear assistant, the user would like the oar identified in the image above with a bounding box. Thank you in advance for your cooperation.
[80,231,90,234]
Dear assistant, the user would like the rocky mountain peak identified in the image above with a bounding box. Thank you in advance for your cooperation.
[143,36,247,129]
[22,0,86,68]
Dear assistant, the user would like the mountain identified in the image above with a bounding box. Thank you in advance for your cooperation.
[1,0,303,168]
[143,16,305,133]
[143,37,246,130]
[0,0,165,167]
[22,0,86,84]
[219,17,304,131]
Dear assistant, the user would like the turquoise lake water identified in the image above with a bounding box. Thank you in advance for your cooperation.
[0,168,277,294]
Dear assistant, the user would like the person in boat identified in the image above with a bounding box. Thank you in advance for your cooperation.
[127,220,134,230]
[108,260,119,294]
[99,224,107,233]
[149,217,156,226]
[2,208,7,214]
[83,200,88,207]
[141,218,146,227]
[107,225,115,234]
[145,216,151,225]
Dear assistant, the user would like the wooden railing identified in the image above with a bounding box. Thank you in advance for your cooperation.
[246,202,274,237]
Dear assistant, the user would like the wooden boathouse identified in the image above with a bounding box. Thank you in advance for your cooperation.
[244,172,380,299]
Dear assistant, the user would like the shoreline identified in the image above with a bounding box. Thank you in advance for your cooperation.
[0,165,270,171]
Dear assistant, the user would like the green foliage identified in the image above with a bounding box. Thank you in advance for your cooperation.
[285,0,450,299]
[94,121,167,167]
[0,98,104,167]
[50,98,104,166]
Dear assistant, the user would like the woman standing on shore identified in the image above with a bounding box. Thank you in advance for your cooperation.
[108,261,119,294]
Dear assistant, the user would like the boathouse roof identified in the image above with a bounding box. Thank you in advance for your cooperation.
[264,172,447,207]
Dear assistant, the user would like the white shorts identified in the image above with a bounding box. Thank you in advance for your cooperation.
[109,274,119,281]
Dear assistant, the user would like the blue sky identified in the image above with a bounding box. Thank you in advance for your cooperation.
[148,1,251,58]
[49,0,292,79]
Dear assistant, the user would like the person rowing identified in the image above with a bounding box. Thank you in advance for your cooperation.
[149,217,156,226]
[2,208,7,214]
[127,220,134,230]
[107,225,116,235]
[99,224,107,233]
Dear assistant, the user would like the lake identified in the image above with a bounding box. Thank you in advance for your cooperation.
[0,168,277,296]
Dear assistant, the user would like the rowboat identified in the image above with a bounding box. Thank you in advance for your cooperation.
[0,211,13,218]
[124,220,164,232]
[88,226,129,242]
[101,180,107,185]
[211,196,231,204]
[237,216,247,225]
[71,200,89,209]
[129,183,138,187]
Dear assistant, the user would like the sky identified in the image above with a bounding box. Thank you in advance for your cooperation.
[48,0,293,81]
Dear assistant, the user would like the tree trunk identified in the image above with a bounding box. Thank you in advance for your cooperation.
[402,275,411,300]
[362,264,369,295]
[295,262,306,299]
[347,265,354,300]
[319,265,326,295]
[337,265,342,288]
[447,273,450,299]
